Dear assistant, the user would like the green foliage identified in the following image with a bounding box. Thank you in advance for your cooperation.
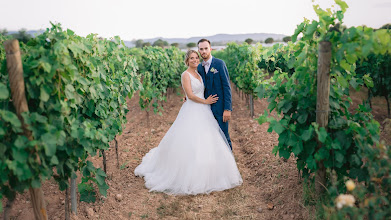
[142,42,151,47]
[214,3,391,213]
[10,29,32,44]
[255,1,391,217]
[186,42,196,48]
[136,46,185,113]
[283,36,292,42]
[214,43,263,96]
[78,181,96,203]
[256,0,391,182]
[0,24,141,209]
[120,161,129,170]
[265,37,274,44]
[152,39,169,48]
[0,34,8,75]
[380,23,391,30]
[356,52,391,116]
[0,29,8,36]
[258,43,295,76]
[245,38,254,44]
[170,43,179,47]
[78,161,108,203]
[325,143,391,219]
[211,50,225,58]
[134,39,144,48]
[251,1,391,216]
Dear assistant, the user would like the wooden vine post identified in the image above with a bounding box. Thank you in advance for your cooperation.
[115,137,120,169]
[4,39,48,220]
[315,41,332,194]
[70,177,77,215]
[102,149,107,173]
[65,187,70,220]
[249,94,254,118]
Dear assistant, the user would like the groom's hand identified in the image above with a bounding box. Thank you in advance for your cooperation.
[223,110,231,122]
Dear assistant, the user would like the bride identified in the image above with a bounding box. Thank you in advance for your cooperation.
[134,50,242,195]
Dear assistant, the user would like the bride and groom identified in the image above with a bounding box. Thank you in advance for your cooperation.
[134,39,242,195]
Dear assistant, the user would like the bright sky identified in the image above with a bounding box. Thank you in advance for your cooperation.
[0,0,390,40]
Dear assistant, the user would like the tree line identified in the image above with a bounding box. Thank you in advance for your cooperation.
[132,37,293,50]
[0,29,33,44]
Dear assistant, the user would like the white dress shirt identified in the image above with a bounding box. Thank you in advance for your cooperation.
[203,56,213,74]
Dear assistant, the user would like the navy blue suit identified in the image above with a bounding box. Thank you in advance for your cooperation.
[197,57,232,150]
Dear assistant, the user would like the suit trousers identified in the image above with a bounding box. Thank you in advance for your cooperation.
[214,115,232,150]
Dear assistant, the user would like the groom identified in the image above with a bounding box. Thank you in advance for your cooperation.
[197,39,233,150]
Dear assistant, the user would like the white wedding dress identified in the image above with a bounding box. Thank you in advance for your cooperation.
[134,71,242,195]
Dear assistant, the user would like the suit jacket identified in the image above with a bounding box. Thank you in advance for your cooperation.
[197,57,232,117]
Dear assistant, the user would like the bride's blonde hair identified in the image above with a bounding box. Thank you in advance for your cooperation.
[184,50,199,66]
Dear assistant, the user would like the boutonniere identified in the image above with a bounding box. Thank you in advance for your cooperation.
[210,67,218,74]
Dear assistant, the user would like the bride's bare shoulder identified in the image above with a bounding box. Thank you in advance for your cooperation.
[181,71,189,78]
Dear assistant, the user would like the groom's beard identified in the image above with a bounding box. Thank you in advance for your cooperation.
[201,54,210,60]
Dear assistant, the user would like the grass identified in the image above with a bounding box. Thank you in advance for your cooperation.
[120,161,129,170]
[156,200,182,218]
[140,213,148,219]
[302,176,329,219]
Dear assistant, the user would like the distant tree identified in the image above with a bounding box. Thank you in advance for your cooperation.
[153,39,169,47]
[380,23,391,30]
[186,42,196,48]
[142,42,151,47]
[171,42,179,47]
[265,37,274,44]
[0,29,8,35]
[135,39,144,48]
[11,29,31,43]
[283,36,292,42]
[245,38,254,44]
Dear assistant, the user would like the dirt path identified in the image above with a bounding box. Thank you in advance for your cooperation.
[3,85,309,220]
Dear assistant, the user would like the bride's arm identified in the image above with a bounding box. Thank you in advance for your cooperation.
[182,73,218,105]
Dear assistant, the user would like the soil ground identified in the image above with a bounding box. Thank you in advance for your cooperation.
[2,84,389,220]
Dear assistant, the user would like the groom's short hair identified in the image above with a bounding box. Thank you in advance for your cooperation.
[197,39,211,46]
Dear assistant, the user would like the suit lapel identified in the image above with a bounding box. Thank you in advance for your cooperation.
[198,64,206,86]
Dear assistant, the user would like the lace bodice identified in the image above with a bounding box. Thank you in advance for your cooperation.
[182,71,204,99]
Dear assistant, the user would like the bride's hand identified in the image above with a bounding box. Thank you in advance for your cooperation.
[204,94,218,104]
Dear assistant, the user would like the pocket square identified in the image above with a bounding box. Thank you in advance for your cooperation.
[210,67,218,74]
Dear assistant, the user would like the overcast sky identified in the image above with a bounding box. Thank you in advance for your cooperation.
[0,0,390,40]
